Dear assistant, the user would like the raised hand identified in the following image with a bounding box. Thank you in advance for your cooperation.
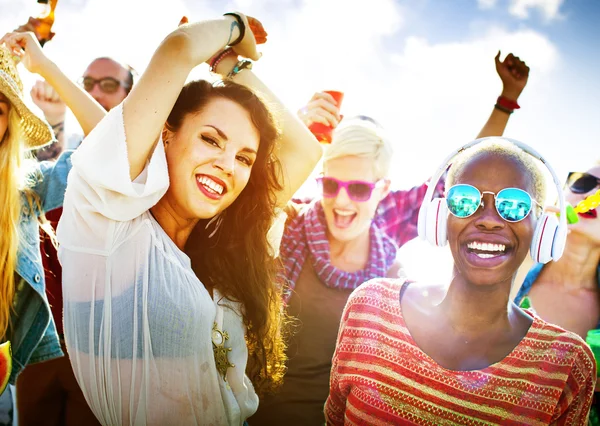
[247,17,267,45]
[0,31,49,75]
[31,80,66,124]
[229,13,262,61]
[495,51,530,101]
[297,92,342,129]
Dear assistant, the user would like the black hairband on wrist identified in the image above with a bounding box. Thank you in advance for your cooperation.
[223,13,246,46]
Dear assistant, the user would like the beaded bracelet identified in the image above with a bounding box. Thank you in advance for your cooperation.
[227,59,253,79]
[209,48,236,73]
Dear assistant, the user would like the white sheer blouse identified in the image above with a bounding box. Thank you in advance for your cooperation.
[57,104,258,425]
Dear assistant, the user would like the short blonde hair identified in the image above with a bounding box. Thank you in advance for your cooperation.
[323,118,393,179]
[447,139,548,207]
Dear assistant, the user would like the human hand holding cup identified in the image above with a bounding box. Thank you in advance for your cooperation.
[299,91,343,144]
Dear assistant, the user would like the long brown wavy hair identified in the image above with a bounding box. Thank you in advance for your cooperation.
[167,79,287,395]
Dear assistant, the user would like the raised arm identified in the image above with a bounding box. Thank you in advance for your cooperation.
[123,15,260,180]
[212,19,323,207]
[476,51,530,138]
[0,32,105,138]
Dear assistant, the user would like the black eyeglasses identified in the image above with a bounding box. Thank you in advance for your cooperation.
[566,172,600,194]
[79,76,130,94]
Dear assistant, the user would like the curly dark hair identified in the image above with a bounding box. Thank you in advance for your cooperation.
[168,79,288,395]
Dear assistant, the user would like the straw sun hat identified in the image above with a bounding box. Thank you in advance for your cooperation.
[0,45,54,149]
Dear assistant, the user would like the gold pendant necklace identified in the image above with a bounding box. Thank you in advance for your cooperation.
[212,322,235,380]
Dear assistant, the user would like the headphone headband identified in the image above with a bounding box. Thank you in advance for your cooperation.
[418,137,567,260]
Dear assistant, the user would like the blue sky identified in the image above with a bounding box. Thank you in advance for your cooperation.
[1,0,597,178]
[2,0,597,280]
[1,0,598,279]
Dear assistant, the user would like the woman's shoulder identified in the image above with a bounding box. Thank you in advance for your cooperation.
[525,312,596,371]
[345,278,407,312]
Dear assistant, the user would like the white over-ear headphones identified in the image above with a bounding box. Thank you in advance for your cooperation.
[417,137,567,264]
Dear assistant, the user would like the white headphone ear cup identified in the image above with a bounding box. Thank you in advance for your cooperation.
[551,221,567,261]
[530,213,559,263]
[425,198,448,247]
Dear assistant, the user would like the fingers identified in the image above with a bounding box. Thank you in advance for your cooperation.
[247,16,266,34]
[299,107,339,128]
[310,91,340,106]
[247,17,267,45]
[298,93,342,127]
[502,52,530,80]
[1,31,32,56]
[30,80,61,103]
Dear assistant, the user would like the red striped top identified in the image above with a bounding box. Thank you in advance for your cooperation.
[325,279,596,425]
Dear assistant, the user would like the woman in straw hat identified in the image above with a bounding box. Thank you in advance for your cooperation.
[0,31,105,385]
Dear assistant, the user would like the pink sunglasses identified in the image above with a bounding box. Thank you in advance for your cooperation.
[316,177,384,202]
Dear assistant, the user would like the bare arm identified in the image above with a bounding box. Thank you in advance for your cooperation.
[123,15,260,180]
[477,51,530,138]
[0,32,105,137]
[214,56,323,207]
[39,61,104,136]
[30,80,67,151]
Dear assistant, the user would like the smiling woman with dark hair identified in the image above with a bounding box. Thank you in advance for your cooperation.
[325,138,596,425]
[55,13,322,426]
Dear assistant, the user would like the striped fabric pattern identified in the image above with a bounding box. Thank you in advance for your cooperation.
[326,279,596,426]
[279,201,397,302]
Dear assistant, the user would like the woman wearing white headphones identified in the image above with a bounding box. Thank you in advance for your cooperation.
[325,138,595,425]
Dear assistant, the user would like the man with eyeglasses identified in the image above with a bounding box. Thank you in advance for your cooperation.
[32,56,134,160]
[80,57,134,112]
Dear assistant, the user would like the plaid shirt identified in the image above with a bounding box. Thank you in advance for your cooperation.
[374,178,445,247]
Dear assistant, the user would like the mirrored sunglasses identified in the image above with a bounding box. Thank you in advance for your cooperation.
[316,177,384,202]
[446,184,540,223]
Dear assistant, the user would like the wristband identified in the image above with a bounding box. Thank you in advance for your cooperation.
[227,59,253,79]
[223,13,245,46]
[209,48,236,73]
[497,96,520,110]
[494,104,514,115]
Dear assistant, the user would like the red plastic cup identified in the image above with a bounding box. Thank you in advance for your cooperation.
[308,90,344,144]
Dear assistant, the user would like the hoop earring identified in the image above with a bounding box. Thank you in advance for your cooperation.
[205,211,225,238]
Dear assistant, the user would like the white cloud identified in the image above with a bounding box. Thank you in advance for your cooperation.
[2,0,597,283]
[509,0,564,21]
[477,0,498,9]
[1,0,597,189]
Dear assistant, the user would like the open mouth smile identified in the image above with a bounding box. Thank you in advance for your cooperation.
[464,240,511,267]
[196,174,227,200]
[333,208,357,229]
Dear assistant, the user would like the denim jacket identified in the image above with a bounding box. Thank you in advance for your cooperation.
[9,150,73,384]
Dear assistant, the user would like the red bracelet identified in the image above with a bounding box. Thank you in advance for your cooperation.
[209,48,236,73]
[497,96,520,111]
